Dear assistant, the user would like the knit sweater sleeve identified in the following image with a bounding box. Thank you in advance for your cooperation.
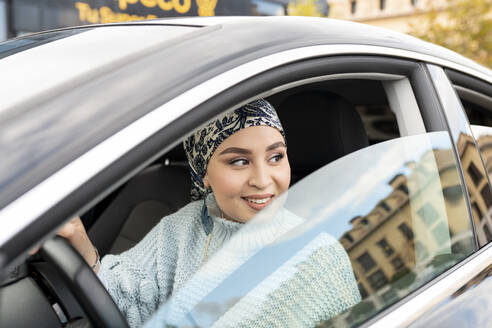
[98,219,164,328]
[212,232,361,328]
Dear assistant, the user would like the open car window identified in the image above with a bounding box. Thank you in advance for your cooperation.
[146,130,475,327]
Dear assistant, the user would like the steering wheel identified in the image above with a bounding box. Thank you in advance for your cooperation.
[41,237,129,328]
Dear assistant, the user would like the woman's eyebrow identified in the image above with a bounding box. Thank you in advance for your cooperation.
[219,141,286,155]
[219,147,252,155]
[266,141,286,151]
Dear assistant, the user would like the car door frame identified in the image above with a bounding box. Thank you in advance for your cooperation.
[0,45,489,328]
[366,64,492,328]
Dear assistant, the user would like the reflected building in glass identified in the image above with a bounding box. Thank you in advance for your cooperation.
[463,132,492,243]
[339,144,476,303]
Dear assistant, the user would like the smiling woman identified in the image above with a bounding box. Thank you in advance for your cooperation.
[203,126,290,222]
[53,99,359,327]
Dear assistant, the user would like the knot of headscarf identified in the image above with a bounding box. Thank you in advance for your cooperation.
[184,99,285,201]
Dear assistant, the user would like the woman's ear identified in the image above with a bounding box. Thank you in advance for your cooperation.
[203,174,210,188]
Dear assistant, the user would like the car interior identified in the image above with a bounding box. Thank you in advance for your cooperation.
[1,77,401,327]
[85,78,398,257]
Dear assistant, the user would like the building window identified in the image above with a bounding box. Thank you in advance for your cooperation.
[379,200,391,212]
[358,283,369,299]
[411,0,418,6]
[251,0,286,16]
[398,183,409,195]
[377,238,394,256]
[391,256,405,271]
[480,185,492,207]
[443,185,463,202]
[357,252,376,272]
[350,0,357,14]
[380,0,386,10]
[414,240,429,261]
[417,203,439,227]
[367,269,388,291]
[398,222,414,240]
[472,202,483,219]
[432,221,450,244]
[467,162,483,186]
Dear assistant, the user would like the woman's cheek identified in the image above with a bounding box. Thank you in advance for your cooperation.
[217,167,245,197]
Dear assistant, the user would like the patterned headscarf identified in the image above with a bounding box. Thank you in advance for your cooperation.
[184,99,285,201]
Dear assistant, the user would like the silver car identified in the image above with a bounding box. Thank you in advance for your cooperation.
[0,16,491,328]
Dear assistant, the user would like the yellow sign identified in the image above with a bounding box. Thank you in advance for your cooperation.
[75,0,218,24]
[75,2,157,24]
[118,0,191,14]
[196,0,217,16]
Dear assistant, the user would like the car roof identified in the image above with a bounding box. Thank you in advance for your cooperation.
[114,16,491,77]
[8,16,491,78]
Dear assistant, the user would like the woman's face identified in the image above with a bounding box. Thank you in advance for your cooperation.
[204,125,290,222]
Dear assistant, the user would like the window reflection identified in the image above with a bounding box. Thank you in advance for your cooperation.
[466,126,492,245]
[159,132,475,328]
[308,132,473,327]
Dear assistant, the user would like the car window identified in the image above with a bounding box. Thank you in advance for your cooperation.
[150,131,474,328]
[145,76,476,327]
[450,80,492,245]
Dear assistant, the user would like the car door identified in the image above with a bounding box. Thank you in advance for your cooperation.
[138,54,483,327]
[406,65,492,328]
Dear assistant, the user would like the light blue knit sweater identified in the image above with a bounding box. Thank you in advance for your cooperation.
[99,195,360,328]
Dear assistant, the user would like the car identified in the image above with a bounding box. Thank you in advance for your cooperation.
[0,16,492,328]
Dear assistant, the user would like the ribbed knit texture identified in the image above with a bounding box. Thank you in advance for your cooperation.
[99,195,360,328]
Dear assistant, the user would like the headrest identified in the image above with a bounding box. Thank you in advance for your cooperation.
[277,91,369,180]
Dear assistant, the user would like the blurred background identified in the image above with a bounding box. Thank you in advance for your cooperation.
[0,0,490,67]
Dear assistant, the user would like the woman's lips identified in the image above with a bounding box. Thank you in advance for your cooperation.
[241,194,274,211]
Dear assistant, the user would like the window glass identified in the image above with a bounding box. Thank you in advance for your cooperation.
[152,131,474,327]
[453,86,492,245]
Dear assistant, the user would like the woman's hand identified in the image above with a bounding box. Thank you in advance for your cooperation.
[30,216,100,273]
[57,216,99,272]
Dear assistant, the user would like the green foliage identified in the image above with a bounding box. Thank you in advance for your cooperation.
[391,268,416,290]
[287,0,323,17]
[409,0,492,68]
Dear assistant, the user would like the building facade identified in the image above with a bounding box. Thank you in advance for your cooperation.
[326,0,448,33]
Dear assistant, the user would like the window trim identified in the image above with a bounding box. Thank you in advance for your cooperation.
[426,64,486,248]
[439,66,492,247]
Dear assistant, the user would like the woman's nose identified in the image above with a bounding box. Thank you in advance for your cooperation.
[249,163,272,189]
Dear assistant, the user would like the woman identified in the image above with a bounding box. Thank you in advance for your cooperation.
[58,99,360,327]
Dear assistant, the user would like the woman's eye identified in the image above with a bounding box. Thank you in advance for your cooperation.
[229,158,249,166]
[269,153,285,163]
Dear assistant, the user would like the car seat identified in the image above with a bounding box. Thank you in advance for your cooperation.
[276,90,369,184]
[88,148,191,256]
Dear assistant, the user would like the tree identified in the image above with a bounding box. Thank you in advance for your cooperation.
[287,0,324,17]
[409,0,492,68]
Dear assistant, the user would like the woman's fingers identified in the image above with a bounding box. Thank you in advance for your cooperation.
[28,245,40,255]
[57,216,84,239]
[28,217,98,272]
[57,217,97,269]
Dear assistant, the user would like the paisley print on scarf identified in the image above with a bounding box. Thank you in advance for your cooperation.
[184,99,285,201]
